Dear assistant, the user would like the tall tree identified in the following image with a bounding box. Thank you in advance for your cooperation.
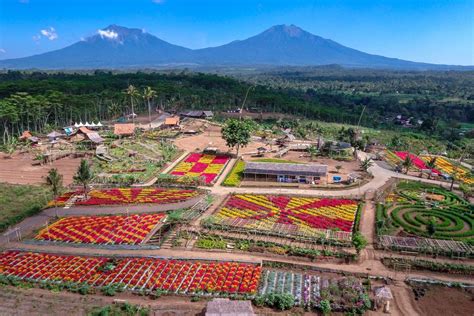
[425,157,437,179]
[402,155,413,174]
[73,159,93,198]
[221,119,253,157]
[125,85,139,124]
[46,168,63,200]
[142,86,157,128]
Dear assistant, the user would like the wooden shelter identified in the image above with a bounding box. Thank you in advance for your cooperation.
[69,126,104,145]
[114,123,135,137]
[163,116,180,128]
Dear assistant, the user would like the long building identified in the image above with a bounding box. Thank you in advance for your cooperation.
[243,161,327,184]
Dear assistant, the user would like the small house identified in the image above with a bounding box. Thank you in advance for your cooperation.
[69,126,104,145]
[243,161,327,184]
[163,116,180,129]
[19,130,32,141]
[114,123,135,137]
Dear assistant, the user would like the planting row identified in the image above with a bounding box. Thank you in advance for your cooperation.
[0,251,261,295]
[212,194,358,240]
[258,270,368,310]
[35,213,165,245]
[169,153,230,184]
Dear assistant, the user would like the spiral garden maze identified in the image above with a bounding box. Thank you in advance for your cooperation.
[377,182,474,256]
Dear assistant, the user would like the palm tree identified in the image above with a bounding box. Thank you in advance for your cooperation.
[425,157,437,179]
[307,145,318,161]
[142,86,157,128]
[359,157,373,172]
[402,155,413,174]
[46,168,63,200]
[125,85,139,124]
[73,159,93,198]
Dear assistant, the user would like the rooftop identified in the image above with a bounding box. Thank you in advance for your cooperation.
[244,161,327,176]
[206,298,255,316]
[114,123,135,136]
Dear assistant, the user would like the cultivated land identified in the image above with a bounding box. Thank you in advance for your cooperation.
[0,71,473,315]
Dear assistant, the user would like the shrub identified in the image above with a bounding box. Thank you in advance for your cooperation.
[319,299,331,315]
[264,293,295,311]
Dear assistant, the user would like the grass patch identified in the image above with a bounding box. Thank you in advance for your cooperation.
[0,183,51,232]
[222,160,245,187]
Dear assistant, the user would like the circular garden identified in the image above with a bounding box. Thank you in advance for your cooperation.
[382,183,473,242]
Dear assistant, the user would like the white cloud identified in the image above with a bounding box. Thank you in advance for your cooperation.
[0,48,6,54]
[40,27,58,40]
[98,29,118,40]
[32,35,41,42]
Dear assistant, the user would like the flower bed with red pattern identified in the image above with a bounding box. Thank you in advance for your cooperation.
[209,194,358,241]
[35,213,165,245]
[0,251,261,295]
[169,153,230,184]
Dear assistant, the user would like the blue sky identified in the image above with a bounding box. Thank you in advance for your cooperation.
[0,0,472,65]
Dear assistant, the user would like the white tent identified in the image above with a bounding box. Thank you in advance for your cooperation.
[74,122,80,128]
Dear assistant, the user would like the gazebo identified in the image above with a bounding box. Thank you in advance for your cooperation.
[374,286,393,312]
[47,131,63,141]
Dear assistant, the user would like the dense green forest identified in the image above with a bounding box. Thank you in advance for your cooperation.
[0,70,473,148]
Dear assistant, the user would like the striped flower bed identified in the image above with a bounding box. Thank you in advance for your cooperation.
[0,251,261,295]
[51,188,200,206]
[35,213,165,245]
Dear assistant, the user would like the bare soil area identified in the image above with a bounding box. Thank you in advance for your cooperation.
[411,284,474,316]
[174,125,266,154]
[0,152,82,186]
[0,285,206,316]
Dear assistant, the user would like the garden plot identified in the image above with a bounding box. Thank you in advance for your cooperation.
[258,269,368,310]
[205,194,358,242]
[95,139,178,184]
[0,251,261,296]
[34,213,166,245]
[168,153,230,184]
[377,182,473,256]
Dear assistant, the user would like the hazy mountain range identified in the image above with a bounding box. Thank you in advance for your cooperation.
[0,24,471,70]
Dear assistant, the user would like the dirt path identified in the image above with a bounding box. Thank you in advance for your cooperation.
[360,201,376,245]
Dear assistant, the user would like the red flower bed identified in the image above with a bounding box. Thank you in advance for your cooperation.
[35,213,165,245]
[0,251,261,295]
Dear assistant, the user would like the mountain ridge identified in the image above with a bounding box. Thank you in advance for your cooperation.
[1,24,472,70]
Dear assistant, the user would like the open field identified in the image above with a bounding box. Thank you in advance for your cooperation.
[0,153,82,185]
[0,183,51,232]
